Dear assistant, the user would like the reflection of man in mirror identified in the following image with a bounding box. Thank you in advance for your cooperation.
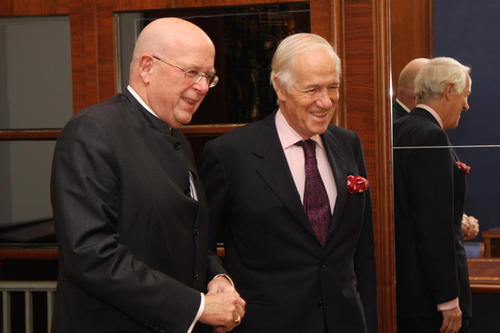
[393,57,472,333]
[394,58,480,241]
[393,58,429,122]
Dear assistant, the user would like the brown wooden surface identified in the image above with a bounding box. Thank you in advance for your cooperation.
[0,130,60,140]
[390,0,433,101]
[0,247,58,260]
[0,0,68,16]
[343,1,394,331]
[482,227,500,257]
[468,258,500,293]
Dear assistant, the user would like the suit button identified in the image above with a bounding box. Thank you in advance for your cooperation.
[321,263,327,269]
[318,300,324,308]
[174,142,181,150]
[194,229,199,237]
[194,273,199,281]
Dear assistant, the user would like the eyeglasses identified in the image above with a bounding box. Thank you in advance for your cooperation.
[152,55,219,88]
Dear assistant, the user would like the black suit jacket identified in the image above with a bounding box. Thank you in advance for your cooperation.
[200,113,379,333]
[51,91,225,332]
[392,100,408,123]
[393,107,471,320]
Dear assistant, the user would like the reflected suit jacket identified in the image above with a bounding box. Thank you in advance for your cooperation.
[392,101,408,123]
[393,107,472,319]
[51,91,224,332]
[199,112,379,333]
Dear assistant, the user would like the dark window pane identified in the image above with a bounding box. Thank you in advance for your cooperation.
[0,17,73,130]
[0,141,55,243]
[115,3,310,124]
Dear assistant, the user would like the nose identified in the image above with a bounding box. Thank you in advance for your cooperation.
[315,90,335,109]
[463,100,470,112]
[192,75,210,93]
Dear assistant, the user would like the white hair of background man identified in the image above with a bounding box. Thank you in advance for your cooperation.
[415,57,471,104]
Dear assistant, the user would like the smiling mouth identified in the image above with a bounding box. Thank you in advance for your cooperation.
[311,111,328,117]
[182,96,197,105]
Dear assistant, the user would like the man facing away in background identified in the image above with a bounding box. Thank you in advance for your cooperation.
[394,57,472,333]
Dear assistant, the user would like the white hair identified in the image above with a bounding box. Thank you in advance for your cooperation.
[270,33,341,93]
[415,57,471,103]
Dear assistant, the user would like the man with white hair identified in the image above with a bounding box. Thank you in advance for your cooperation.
[393,57,472,333]
[200,33,379,332]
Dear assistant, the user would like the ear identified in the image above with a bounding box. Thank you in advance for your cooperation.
[138,55,154,84]
[443,82,455,101]
[273,76,288,103]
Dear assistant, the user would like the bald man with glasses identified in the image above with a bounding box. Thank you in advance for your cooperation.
[51,17,245,333]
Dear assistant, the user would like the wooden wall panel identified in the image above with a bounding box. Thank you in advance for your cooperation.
[0,0,68,16]
[114,0,305,12]
[390,0,432,99]
[343,0,394,331]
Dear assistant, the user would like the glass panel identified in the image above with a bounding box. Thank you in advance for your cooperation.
[453,146,500,246]
[0,141,55,243]
[115,3,310,124]
[0,16,73,130]
[434,0,500,146]
[392,142,500,245]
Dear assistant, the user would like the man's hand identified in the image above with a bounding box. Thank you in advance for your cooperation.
[199,289,246,332]
[207,275,235,295]
[440,306,462,333]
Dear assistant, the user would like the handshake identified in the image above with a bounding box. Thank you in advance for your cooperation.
[199,275,246,332]
[462,214,479,241]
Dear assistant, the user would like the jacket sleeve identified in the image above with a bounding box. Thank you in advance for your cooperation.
[406,129,460,304]
[199,140,232,262]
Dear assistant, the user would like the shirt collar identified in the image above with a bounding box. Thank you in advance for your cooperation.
[127,85,159,119]
[396,98,411,113]
[416,103,444,129]
[275,109,323,149]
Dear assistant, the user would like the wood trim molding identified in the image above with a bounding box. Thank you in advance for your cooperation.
[0,247,58,260]
[372,0,395,330]
[0,0,68,16]
[0,130,60,140]
[342,0,394,331]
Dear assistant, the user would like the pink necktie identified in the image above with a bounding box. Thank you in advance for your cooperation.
[296,140,331,245]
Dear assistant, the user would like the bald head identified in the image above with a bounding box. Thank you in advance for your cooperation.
[127,17,216,128]
[129,18,215,86]
[397,58,429,109]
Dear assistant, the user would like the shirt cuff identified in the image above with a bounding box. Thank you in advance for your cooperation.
[437,297,459,311]
[188,293,204,333]
[212,273,234,286]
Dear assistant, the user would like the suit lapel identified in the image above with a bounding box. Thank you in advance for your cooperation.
[251,114,314,237]
[321,129,348,240]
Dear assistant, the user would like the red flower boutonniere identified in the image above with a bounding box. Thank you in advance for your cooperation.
[347,175,369,194]
[457,161,471,175]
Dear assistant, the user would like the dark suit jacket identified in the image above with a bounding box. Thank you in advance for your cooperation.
[199,112,379,333]
[51,91,225,332]
[392,100,408,123]
[393,107,472,320]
